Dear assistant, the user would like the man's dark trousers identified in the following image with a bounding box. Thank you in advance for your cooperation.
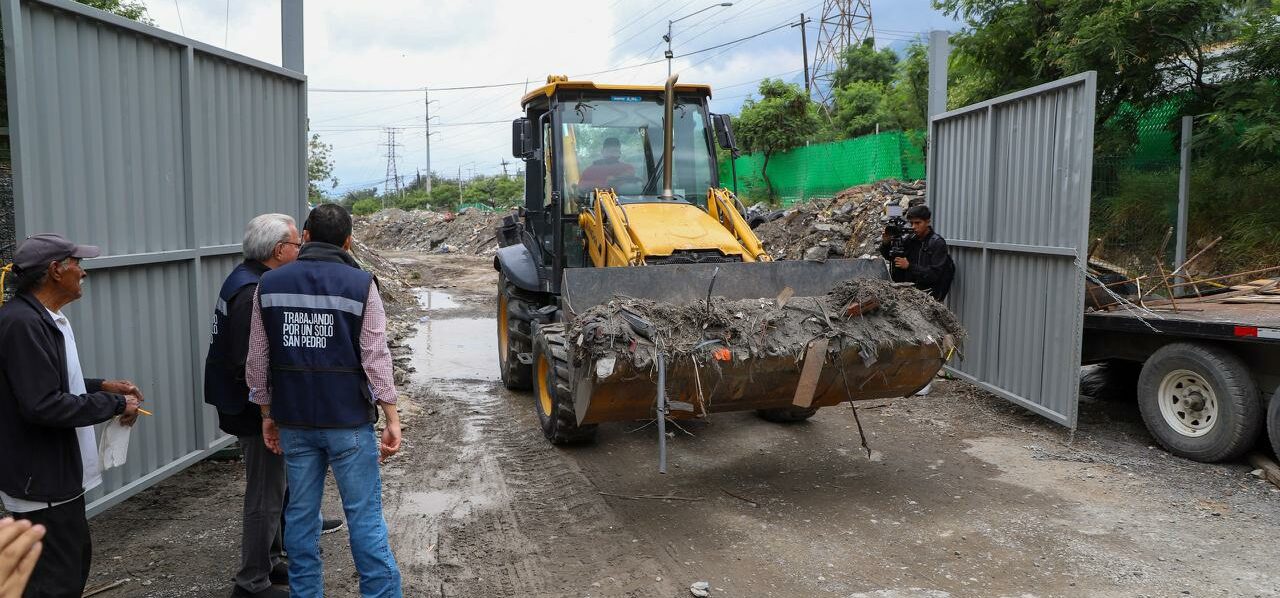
[15,496,91,598]
[235,434,287,593]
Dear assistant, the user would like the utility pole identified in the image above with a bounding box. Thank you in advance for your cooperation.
[927,30,951,121]
[665,3,734,77]
[457,166,463,202]
[500,158,510,178]
[381,128,403,207]
[791,13,813,98]
[424,88,434,194]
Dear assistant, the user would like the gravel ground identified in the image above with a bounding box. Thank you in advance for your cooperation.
[84,253,1280,598]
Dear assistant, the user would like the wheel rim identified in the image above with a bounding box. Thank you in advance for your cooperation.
[1157,369,1218,437]
[497,290,509,365]
[536,353,553,417]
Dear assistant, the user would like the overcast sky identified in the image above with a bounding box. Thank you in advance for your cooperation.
[140,0,960,194]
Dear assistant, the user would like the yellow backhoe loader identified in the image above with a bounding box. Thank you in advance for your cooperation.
[494,75,950,453]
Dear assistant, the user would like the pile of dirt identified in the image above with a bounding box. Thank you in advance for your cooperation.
[354,208,509,256]
[349,238,420,386]
[754,179,926,261]
[569,278,963,368]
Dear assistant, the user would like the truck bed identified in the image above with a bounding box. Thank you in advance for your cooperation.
[1084,299,1280,345]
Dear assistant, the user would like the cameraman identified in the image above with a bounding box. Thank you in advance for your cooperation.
[879,205,953,301]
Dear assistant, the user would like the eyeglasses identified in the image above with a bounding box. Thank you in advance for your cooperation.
[277,240,302,249]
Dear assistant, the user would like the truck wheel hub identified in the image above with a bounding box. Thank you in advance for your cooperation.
[1157,369,1218,438]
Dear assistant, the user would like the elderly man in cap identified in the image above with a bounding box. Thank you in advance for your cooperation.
[0,233,144,598]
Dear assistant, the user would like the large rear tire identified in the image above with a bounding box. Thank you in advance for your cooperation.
[756,407,818,423]
[497,273,534,390]
[1268,387,1280,459]
[533,323,597,444]
[1136,342,1262,463]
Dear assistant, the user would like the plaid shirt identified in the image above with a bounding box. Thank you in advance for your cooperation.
[246,281,397,406]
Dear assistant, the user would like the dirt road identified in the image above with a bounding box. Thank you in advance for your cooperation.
[88,252,1279,598]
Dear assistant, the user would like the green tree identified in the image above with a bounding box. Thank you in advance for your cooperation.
[307,133,339,200]
[832,81,889,137]
[832,39,899,89]
[936,0,1244,153]
[351,198,380,216]
[734,79,820,197]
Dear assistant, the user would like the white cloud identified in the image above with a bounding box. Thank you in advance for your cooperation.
[141,0,956,192]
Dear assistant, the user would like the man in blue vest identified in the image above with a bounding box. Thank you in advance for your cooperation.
[246,204,402,598]
[204,213,301,598]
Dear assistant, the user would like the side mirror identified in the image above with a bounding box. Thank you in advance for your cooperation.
[512,118,532,158]
[712,114,737,152]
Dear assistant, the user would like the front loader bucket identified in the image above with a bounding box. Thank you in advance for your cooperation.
[560,259,949,425]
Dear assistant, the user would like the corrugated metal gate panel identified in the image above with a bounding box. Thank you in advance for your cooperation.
[2,0,307,515]
[929,73,1096,427]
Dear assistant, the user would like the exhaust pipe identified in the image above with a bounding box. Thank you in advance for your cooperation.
[661,74,678,200]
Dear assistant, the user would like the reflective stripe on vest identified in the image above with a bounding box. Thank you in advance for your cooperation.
[257,260,374,428]
[203,263,262,413]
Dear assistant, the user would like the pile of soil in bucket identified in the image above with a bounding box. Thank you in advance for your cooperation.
[568,278,964,370]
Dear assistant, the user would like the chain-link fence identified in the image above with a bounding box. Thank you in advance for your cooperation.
[721,130,926,205]
[1091,104,1280,283]
[1,137,13,303]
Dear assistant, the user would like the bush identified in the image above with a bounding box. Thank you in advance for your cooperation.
[352,198,381,216]
[1092,159,1280,277]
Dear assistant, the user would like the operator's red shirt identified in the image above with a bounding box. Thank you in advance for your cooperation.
[579,158,635,190]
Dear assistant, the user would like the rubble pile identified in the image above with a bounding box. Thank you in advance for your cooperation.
[569,278,963,368]
[753,179,926,261]
[349,239,418,386]
[354,208,509,256]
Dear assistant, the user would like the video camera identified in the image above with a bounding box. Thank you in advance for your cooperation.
[882,202,914,260]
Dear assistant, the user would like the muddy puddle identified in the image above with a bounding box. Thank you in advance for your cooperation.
[406,289,498,383]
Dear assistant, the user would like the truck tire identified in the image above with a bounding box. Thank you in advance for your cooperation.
[1136,342,1262,463]
[1268,387,1280,459]
[757,407,818,423]
[497,273,534,390]
[533,323,597,444]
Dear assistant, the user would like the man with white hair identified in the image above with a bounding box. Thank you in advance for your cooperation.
[204,214,301,598]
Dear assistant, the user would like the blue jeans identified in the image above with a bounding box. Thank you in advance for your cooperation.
[279,424,401,598]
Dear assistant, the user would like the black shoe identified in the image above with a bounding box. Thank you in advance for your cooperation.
[231,584,290,597]
[269,562,288,586]
[320,518,345,535]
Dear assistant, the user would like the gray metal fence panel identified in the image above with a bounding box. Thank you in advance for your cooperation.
[928,72,1096,427]
[2,0,307,515]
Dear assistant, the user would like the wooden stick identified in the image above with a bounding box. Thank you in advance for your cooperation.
[1248,453,1280,490]
[82,579,128,597]
[1165,265,1280,290]
[598,492,703,502]
[720,488,759,507]
[1168,235,1223,278]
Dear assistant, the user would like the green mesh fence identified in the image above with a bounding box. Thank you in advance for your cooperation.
[720,131,926,205]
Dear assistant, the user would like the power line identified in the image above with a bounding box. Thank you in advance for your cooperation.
[309,21,798,94]
[172,0,186,35]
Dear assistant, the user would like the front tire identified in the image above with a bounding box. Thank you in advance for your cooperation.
[533,323,597,445]
[497,273,534,390]
[1136,342,1262,463]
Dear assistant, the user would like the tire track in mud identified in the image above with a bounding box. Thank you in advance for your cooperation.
[384,299,675,597]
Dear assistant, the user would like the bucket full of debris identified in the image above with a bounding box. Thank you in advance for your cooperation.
[559,259,965,427]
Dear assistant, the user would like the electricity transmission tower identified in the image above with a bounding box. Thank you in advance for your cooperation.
[381,127,403,205]
[810,0,874,106]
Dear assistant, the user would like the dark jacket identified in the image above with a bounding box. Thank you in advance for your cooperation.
[0,293,126,503]
[257,242,375,429]
[207,260,270,437]
[879,229,954,301]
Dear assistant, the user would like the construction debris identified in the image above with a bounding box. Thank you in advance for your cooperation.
[570,278,963,367]
[752,179,926,261]
[354,207,509,256]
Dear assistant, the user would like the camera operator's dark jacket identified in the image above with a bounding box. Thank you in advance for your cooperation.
[879,229,954,301]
